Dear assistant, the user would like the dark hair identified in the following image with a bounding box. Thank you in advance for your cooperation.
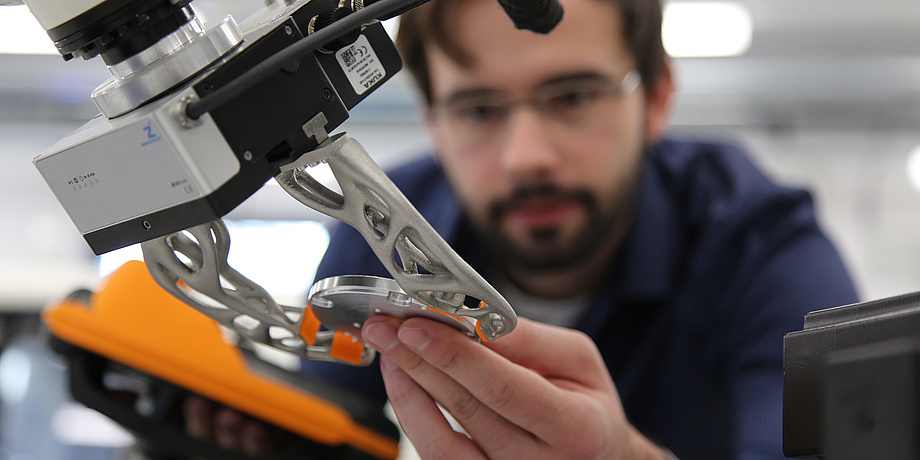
[395,0,666,105]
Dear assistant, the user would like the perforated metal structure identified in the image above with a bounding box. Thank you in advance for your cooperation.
[142,124,515,365]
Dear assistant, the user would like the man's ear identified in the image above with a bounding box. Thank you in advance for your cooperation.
[644,61,675,144]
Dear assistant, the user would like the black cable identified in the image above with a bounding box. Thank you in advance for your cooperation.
[497,0,563,34]
[184,0,428,120]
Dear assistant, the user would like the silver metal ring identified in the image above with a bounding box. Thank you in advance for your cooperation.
[308,275,480,341]
[92,15,243,118]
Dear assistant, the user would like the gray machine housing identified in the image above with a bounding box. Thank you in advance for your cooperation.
[784,291,920,458]
[33,0,402,255]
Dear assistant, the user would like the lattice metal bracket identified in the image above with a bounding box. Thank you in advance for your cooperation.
[275,132,516,341]
[141,220,376,366]
[141,124,515,366]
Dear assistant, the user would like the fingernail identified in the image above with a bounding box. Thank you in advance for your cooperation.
[364,322,399,352]
[398,326,430,351]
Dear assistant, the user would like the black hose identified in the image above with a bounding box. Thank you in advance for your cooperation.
[496,0,563,34]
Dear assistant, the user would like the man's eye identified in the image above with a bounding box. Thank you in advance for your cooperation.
[546,90,600,110]
[454,105,505,125]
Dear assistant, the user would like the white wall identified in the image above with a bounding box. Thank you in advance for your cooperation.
[0,121,102,308]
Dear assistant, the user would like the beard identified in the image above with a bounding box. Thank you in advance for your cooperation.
[472,159,643,273]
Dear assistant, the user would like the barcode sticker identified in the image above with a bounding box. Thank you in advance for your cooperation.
[336,34,386,95]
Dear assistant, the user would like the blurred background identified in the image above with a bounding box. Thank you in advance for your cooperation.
[1,0,920,457]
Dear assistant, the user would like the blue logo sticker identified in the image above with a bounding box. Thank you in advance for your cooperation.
[141,121,162,146]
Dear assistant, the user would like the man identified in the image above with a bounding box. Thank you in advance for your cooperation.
[308,0,858,458]
[193,0,858,457]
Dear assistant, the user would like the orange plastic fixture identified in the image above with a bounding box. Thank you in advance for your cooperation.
[43,260,398,460]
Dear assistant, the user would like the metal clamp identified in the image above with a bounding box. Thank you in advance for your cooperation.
[141,220,376,365]
[307,275,482,341]
[141,119,515,365]
[275,132,516,341]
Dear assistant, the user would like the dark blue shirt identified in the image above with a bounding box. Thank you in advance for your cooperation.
[305,137,859,460]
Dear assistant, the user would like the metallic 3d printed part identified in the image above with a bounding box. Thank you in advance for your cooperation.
[307,275,481,341]
[275,132,516,341]
[141,220,376,366]
[141,121,515,365]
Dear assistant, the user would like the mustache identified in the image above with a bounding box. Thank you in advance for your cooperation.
[488,184,597,223]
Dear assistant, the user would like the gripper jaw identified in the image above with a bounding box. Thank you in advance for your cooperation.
[277,133,516,341]
[141,221,376,366]
[141,132,515,366]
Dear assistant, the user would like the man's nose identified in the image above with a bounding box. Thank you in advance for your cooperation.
[497,107,561,180]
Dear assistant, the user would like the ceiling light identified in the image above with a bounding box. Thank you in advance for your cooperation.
[662,1,753,58]
[0,5,58,55]
[906,143,920,193]
[383,17,400,40]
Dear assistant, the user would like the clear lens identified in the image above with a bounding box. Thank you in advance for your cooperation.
[435,71,640,150]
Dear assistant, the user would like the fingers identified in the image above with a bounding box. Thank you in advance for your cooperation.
[214,407,246,451]
[484,317,614,392]
[183,395,280,457]
[378,355,485,459]
[184,395,215,440]
[364,315,616,447]
[240,418,280,457]
[405,317,572,441]
[364,317,536,459]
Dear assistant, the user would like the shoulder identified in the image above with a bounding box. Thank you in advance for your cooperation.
[650,137,802,213]
[649,137,857,327]
[648,137,815,246]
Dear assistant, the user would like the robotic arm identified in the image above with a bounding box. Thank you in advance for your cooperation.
[14,0,561,364]
[24,0,411,253]
[0,1,563,457]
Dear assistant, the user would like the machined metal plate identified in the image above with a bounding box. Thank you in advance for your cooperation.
[308,275,480,342]
[92,16,243,118]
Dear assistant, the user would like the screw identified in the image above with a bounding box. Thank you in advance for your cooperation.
[311,297,333,309]
[322,88,333,101]
[488,313,505,335]
[387,291,410,307]
[174,95,204,129]
[142,221,152,230]
[243,151,253,161]
[284,25,293,36]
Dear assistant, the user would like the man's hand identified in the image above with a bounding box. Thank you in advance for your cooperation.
[183,395,283,457]
[361,315,666,460]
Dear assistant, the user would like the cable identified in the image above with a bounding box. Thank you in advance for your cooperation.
[184,0,427,120]
[497,0,563,34]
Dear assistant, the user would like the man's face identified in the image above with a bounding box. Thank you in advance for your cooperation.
[425,0,666,272]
